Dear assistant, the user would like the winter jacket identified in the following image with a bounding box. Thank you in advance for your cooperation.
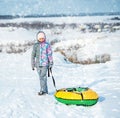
[31,41,53,69]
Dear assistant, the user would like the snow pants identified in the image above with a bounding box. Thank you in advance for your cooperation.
[37,66,48,93]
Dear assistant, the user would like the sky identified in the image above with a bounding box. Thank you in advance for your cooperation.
[0,0,120,16]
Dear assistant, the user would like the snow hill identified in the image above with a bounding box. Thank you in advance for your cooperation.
[0,16,120,118]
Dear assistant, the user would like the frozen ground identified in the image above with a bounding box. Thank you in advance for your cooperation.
[0,16,120,118]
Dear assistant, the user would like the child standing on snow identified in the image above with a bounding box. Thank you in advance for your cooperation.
[31,31,53,95]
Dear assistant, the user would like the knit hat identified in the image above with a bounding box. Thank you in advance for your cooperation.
[37,32,46,39]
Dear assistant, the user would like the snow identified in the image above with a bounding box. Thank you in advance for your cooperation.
[0,16,120,118]
[0,15,120,24]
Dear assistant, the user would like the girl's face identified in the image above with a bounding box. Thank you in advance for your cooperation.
[38,38,45,42]
[37,32,46,42]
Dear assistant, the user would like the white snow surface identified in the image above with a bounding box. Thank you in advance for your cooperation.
[0,16,120,118]
[0,15,120,24]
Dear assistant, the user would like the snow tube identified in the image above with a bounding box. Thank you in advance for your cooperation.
[54,87,99,106]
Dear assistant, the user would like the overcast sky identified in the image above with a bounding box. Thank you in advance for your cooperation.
[0,0,120,15]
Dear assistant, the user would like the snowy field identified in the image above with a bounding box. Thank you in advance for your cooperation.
[0,16,120,118]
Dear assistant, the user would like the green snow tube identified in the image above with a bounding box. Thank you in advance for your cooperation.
[54,87,99,106]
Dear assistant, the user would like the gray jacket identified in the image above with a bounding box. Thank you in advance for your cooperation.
[31,41,53,69]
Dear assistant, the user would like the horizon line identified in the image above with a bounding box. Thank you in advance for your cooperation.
[0,12,120,19]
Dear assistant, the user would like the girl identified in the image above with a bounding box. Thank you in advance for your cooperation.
[31,31,53,95]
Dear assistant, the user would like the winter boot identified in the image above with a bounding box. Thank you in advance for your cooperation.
[38,91,47,96]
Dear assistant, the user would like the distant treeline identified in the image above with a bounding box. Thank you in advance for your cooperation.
[0,12,120,19]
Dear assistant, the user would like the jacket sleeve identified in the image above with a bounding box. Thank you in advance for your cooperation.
[47,43,53,66]
[31,44,36,69]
